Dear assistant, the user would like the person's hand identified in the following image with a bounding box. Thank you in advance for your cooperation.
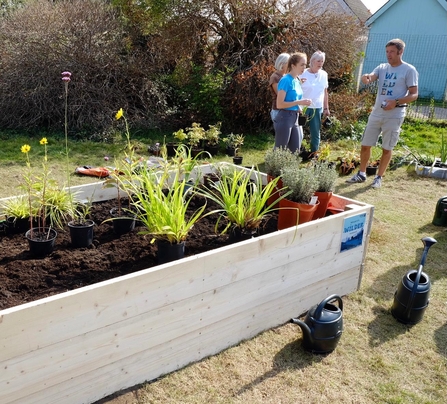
[361,74,371,84]
[323,108,330,117]
[301,99,312,107]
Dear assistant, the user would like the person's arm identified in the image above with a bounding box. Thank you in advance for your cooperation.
[361,73,378,85]
[271,82,279,95]
[276,90,311,110]
[393,86,418,107]
[323,88,330,116]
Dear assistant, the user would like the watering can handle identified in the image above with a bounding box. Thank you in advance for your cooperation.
[403,236,437,319]
[420,237,437,267]
[314,294,343,319]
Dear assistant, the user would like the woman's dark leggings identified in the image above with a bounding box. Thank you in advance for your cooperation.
[273,109,302,152]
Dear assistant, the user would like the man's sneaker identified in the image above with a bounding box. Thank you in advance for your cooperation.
[346,172,366,183]
[371,176,382,188]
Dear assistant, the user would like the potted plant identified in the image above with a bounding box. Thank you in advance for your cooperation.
[186,122,206,157]
[148,142,161,157]
[366,146,381,176]
[67,199,95,247]
[264,147,301,208]
[278,165,319,228]
[1,195,36,234]
[204,122,222,156]
[20,138,62,257]
[337,148,361,175]
[223,133,244,164]
[102,108,139,235]
[312,160,339,219]
[167,129,188,157]
[124,162,208,264]
[199,167,289,240]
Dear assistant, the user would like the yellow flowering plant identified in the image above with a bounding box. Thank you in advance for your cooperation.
[103,108,142,218]
[19,137,71,234]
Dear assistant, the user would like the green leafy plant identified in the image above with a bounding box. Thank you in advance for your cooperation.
[69,199,94,226]
[403,145,436,167]
[317,143,331,162]
[199,167,289,234]
[281,165,318,204]
[337,147,361,175]
[223,133,245,156]
[170,144,210,185]
[204,122,222,146]
[173,129,188,143]
[186,122,206,148]
[1,195,37,219]
[368,146,382,167]
[126,166,207,245]
[264,147,301,177]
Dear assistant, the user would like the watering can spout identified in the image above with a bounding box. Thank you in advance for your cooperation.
[290,318,313,345]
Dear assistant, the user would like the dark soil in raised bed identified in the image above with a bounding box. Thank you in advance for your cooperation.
[0,196,278,310]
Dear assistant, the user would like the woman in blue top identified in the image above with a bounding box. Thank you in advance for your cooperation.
[274,52,312,152]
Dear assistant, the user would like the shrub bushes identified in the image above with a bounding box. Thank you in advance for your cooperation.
[0,0,367,137]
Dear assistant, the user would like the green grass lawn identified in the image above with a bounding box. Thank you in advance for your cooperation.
[1,120,446,404]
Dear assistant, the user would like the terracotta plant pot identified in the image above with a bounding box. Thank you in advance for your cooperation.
[313,191,333,220]
[277,199,319,230]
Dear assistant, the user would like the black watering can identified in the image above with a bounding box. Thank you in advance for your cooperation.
[291,294,343,354]
[391,236,437,325]
[432,196,447,226]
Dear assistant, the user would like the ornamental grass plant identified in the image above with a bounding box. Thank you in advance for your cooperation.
[124,163,207,245]
[199,167,290,235]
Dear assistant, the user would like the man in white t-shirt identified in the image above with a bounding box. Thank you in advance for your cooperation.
[300,51,330,155]
[347,38,418,188]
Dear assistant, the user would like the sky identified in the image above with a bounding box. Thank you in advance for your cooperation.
[361,0,389,14]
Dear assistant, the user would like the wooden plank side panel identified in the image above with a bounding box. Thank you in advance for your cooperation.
[1,241,365,403]
[15,267,360,404]
[0,201,373,404]
[0,206,369,358]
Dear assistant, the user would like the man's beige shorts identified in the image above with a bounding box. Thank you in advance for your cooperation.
[361,115,405,150]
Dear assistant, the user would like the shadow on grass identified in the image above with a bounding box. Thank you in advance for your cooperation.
[367,305,409,347]
[234,337,325,397]
[434,322,447,358]
[365,226,446,349]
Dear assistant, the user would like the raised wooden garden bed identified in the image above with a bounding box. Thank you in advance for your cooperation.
[0,164,374,404]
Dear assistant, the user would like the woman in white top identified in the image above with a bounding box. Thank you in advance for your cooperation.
[300,51,330,154]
